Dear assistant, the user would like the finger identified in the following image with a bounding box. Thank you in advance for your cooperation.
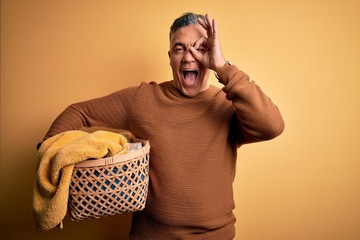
[197,17,211,36]
[212,18,218,39]
[193,37,207,49]
[205,14,214,35]
[189,46,203,62]
[197,17,207,29]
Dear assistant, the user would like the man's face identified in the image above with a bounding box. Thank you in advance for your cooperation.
[168,24,210,97]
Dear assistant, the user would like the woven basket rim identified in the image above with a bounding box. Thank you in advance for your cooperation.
[74,140,150,168]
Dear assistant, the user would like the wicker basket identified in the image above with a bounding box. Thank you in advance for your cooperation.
[68,140,150,221]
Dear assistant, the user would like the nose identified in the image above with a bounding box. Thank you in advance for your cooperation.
[182,49,195,63]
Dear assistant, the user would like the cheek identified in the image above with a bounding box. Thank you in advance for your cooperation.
[200,68,210,79]
[169,58,175,68]
[169,55,181,69]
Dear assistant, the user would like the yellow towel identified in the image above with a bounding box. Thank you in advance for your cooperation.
[32,130,129,232]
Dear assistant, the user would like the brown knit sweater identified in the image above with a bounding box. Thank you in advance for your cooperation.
[43,65,284,239]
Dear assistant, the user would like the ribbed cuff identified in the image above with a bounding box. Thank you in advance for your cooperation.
[214,64,240,85]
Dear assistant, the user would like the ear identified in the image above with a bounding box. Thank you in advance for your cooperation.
[168,50,172,66]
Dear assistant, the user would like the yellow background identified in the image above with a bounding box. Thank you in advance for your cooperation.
[1,0,359,239]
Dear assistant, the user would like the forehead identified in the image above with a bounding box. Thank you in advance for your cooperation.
[170,24,207,46]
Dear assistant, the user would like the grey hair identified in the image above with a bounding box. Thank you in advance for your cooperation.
[169,12,206,39]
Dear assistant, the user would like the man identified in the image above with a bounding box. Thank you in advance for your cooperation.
[40,12,284,239]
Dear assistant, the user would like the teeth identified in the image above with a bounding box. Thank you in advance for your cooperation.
[183,69,197,73]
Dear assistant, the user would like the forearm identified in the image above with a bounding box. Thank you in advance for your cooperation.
[42,87,137,141]
[43,102,105,140]
[216,64,285,144]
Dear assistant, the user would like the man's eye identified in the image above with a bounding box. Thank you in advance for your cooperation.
[174,48,184,52]
[197,47,206,53]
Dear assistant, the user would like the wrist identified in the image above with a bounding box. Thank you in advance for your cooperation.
[214,61,233,84]
[214,60,226,72]
[214,58,229,72]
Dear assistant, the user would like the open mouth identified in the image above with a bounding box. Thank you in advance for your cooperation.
[182,69,198,86]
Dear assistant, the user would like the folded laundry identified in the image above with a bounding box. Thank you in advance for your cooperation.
[32,130,129,232]
[128,142,143,152]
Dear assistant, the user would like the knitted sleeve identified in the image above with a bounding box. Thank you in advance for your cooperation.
[216,64,285,145]
[42,86,138,142]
